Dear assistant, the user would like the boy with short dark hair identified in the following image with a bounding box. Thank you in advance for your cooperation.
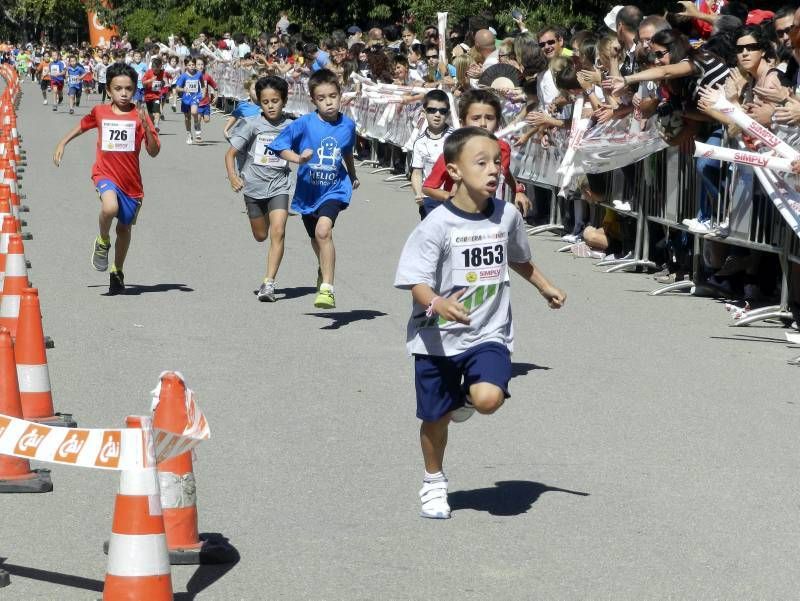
[53,62,161,295]
[48,50,65,111]
[394,126,566,519]
[411,89,453,220]
[270,68,359,309]
[65,55,86,115]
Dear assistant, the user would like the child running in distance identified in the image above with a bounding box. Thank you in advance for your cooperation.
[65,55,86,114]
[222,77,261,139]
[174,57,204,144]
[423,89,531,217]
[53,62,161,295]
[225,76,293,302]
[269,68,359,310]
[395,126,566,519]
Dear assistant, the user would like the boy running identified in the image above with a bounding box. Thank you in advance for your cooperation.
[95,54,110,103]
[394,127,566,519]
[270,68,359,309]
[65,55,86,114]
[225,76,293,302]
[37,51,51,104]
[142,57,169,132]
[195,58,218,143]
[53,62,161,295]
[48,51,65,111]
[174,58,204,144]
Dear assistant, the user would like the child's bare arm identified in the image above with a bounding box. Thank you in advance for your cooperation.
[343,153,359,189]
[279,148,313,164]
[224,146,243,191]
[53,123,85,166]
[411,283,471,325]
[509,261,566,308]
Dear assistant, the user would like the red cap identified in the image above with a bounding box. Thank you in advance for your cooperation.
[746,9,775,25]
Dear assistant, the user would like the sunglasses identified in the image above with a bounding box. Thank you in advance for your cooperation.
[777,26,795,37]
[426,54,438,59]
[538,39,557,48]
[650,49,669,59]
[736,43,761,54]
[269,41,279,45]
[425,107,450,115]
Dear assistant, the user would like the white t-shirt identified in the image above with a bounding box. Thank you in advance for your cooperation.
[537,69,560,107]
[394,198,532,356]
[411,128,453,180]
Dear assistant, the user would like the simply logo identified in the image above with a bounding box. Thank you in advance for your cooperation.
[54,430,90,464]
[14,424,50,457]
[95,431,121,468]
[733,152,770,167]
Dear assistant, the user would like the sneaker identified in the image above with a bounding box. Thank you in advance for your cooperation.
[108,270,125,295]
[785,331,800,344]
[194,132,202,142]
[52,105,57,111]
[42,99,47,105]
[612,200,632,212]
[705,222,730,239]
[314,288,336,309]
[69,108,74,114]
[688,219,712,234]
[715,255,750,277]
[450,399,475,423]
[257,281,277,302]
[91,236,111,271]
[186,133,193,145]
[171,104,176,112]
[561,233,581,244]
[419,480,450,519]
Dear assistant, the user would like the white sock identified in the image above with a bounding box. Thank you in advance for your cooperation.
[424,470,446,483]
[320,283,334,293]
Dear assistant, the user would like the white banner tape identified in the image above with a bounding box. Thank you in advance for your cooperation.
[713,96,800,160]
[694,141,794,173]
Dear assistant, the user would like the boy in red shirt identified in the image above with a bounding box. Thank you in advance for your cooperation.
[194,57,218,143]
[142,56,170,132]
[53,62,161,295]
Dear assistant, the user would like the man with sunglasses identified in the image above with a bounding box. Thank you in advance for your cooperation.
[536,27,571,61]
[775,6,796,51]
[411,90,454,220]
[423,43,456,83]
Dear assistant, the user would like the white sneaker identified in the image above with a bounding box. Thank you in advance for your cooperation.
[450,400,475,423]
[785,331,800,344]
[186,133,193,145]
[705,221,730,239]
[561,233,581,244]
[681,218,699,228]
[42,99,47,105]
[195,131,202,142]
[612,200,632,212]
[419,480,450,519]
[688,219,712,234]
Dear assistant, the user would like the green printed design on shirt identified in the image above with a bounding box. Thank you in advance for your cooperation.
[418,284,499,328]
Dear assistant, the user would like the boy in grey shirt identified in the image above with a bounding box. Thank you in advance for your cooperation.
[395,127,566,519]
[225,76,293,302]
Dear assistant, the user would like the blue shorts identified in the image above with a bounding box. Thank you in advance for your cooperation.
[67,86,82,96]
[414,342,511,422]
[180,101,198,114]
[133,88,144,102]
[197,104,210,116]
[96,179,141,226]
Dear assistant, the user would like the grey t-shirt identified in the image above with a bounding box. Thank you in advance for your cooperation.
[394,198,532,357]
[228,115,293,199]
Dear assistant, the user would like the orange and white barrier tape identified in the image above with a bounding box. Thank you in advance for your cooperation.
[0,383,209,471]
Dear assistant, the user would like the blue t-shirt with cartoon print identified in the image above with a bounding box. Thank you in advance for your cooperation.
[269,111,356,215]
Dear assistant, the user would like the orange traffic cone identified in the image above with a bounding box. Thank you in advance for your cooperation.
[0,215,13,285]
[153,372,237,564]
[0,329,52,493]
[16,289,75,428]
[103,415,173,601]
[0,235,28,337]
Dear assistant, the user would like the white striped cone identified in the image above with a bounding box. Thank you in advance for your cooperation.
[0,235,27,337]
[103,416,173,600]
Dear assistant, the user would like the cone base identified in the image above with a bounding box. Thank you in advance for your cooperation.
[103,533,238,565]
[0,469,52,493]
[0,568,9,587]
[28,413,76,428]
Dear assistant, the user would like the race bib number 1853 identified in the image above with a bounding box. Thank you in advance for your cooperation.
[101,119,136,152]
[450,228,508,286]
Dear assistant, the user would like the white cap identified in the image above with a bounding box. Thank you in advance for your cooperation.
[604,5,624,30]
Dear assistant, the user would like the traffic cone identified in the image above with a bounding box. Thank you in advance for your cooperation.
[16,289,75,428]
[0,235,29,337]
[0,214,13,288]
[153,372,237,564]
[0,329,52,493]
[103,415,173,601]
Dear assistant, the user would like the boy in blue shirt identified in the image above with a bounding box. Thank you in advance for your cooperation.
[174,58,204,145]
[48,50,66,111]
[65,55,86,115]
[270,69,359,310]
[130,49,147,106]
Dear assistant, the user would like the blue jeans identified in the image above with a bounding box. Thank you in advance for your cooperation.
[695,128,723,222]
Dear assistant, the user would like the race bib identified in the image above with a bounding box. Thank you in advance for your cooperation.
[68,75,80,85]
[151,80,163,92]
[184,79,200,94]
[49,64,60,75]
[450,228,508,286]
[101,119,136,152]
[252,133,286,167]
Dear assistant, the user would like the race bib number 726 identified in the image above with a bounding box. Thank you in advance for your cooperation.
[101,119,136,152]
[450,228,508,286]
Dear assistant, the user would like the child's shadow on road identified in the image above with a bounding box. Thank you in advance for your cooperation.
[448,480,589,516]
[304,309,387,330]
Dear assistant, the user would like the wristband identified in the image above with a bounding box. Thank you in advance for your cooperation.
[425,296,441,318]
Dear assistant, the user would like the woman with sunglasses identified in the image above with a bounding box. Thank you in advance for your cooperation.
[731,26,782,126]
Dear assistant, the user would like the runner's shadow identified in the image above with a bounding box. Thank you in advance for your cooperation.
[511,362,550,378]
[448,480,589,516]
[88,283,194,295]
[304,309,387,330]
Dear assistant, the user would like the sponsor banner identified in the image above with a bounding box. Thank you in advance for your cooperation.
[752,166,800,241]
[0,376,210,471]
[694,141,794,173]
[713,96,800,160]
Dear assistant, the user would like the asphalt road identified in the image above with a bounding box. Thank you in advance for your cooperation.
[1,80,799,601]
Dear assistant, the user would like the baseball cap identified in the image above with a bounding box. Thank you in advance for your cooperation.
[745,9,775,25]
[604,5,624,30]
[347,26,362,35]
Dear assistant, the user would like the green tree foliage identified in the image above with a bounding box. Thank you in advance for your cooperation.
[1,0,86,43]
